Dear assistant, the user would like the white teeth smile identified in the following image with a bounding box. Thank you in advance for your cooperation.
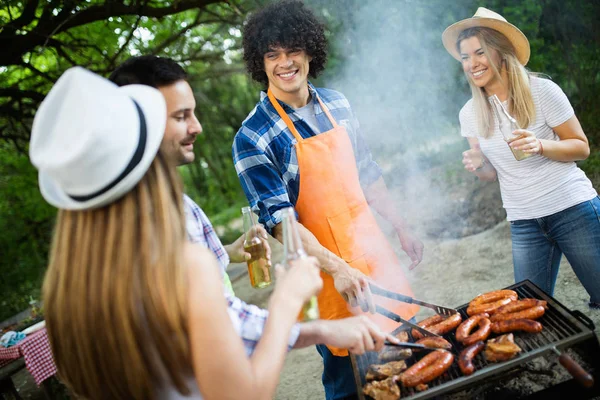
[279,71,296,78]
[472,69,487,77]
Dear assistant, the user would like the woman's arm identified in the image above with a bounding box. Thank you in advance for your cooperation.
[510,115,590,162]
[462,138,497,181]
[187,245,321,400]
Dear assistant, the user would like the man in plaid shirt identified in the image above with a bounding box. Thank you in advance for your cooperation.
[110,55,395,359]
[234,2,424,398]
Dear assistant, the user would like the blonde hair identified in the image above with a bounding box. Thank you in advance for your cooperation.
[457,27,536,138]
[43,153,191,400]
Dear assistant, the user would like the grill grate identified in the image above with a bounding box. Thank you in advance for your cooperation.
[353,280,596,400]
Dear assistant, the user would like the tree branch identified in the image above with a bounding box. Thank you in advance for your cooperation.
[2,0,40,34]
[0,88,45,102]
[57,0,224,33]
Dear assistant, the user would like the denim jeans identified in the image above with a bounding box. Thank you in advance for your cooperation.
[510,196,600,304]
[315,344,358,400]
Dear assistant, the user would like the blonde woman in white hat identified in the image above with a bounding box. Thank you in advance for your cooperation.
[30,67,326,400]
[442,8,600,308]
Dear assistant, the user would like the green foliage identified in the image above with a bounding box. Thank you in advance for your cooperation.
[0,0,599,322]
[0,144,55,320]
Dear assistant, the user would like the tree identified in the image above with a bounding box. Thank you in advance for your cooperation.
[0,0,260,320]
[0,0,255,151]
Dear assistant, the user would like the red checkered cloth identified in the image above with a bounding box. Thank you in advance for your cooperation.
[0,328,57,385]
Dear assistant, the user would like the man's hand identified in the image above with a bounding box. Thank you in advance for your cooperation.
[396,229,424,270]
[313,316,399,354]
[331,265,375,313]
[225,225,272,265]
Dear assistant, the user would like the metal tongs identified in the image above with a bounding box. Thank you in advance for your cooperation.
[370,283,459,338]
[383,341,438,352]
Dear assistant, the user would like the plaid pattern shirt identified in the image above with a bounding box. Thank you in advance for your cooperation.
[232,83,382,232]
[183,194,299,354]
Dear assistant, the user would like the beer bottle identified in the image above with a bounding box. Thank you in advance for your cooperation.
[242,206,272,289]
[280,207,320,321]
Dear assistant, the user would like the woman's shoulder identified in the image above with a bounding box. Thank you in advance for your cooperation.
[459,98,475,121]
[529,74,562,94]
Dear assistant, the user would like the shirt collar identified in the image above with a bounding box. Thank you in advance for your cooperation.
[260,82,319,116]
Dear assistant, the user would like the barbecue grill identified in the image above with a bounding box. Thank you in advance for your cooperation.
[352,280,600,399]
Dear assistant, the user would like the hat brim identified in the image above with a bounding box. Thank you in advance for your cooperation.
[442,17,530,66]
[39,84,166,210]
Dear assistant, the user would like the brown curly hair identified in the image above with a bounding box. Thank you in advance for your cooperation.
[242,0,328,86]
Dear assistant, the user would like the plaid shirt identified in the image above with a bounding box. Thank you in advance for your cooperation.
[183,194,300,354]
[233,83,382,232]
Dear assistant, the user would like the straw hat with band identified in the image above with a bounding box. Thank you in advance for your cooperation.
[442,7,530,66]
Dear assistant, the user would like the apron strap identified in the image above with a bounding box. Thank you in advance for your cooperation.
[315,95,339,129]
[267,87,340,143]
[267,89,303,142]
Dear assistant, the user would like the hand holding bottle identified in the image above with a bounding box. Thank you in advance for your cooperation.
[272,257,322,311]
[240,207,273,289]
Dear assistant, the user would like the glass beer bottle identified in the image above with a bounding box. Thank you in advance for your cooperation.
[280,207,320,321]
[490,94,533,161]
[242,206,272,289]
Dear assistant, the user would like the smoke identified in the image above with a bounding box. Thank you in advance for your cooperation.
[308,0,482,239]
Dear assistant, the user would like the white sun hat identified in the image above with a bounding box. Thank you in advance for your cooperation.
[442,7,530,66]
[29,66,166,210]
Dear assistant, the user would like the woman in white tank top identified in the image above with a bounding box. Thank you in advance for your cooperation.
[441,8,600,308]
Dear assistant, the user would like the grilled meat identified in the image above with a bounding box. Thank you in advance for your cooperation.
[366,360,408,381]
[363,375,401,400]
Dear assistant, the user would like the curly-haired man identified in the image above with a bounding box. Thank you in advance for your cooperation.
[233,2,424,398]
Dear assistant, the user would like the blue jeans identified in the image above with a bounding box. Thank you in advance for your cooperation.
[510,196,600,304]
[315,344,357,400]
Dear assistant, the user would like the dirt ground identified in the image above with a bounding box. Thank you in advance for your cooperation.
[230,170,600,400]
[8,166,599,399]
[230,222,600,400]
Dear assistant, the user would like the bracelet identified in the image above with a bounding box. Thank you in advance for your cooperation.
[538,139,544,156]
[475,157,486,171]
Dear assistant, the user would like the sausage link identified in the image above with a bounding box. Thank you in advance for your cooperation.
[494,299,547,315]
[415,336,452,350]
[491,318,543,334]
[400,350,454,387]
[467,290,518,316]
[490,305,546,322]
[455,314,492,345]
[412,313,462,339]
[458,341,485,376]
[411,315,444,339]
[432,313,463,336]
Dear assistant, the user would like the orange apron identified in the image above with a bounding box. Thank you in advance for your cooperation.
[268,89,419,356]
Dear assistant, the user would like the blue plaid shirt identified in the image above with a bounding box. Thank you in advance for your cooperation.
[183,194,300,354]
[233,83,382,232]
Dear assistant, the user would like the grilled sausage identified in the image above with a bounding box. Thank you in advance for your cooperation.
[491,318,543,334]
[490,305,546,322]
[415,336,453,350]
[458,341,485,376]
[493,299,547,315]
[411,315,443,339]
[467,290,518,316]
[399,350,454,387]
[455,313,492,345]
[412,313,462,339]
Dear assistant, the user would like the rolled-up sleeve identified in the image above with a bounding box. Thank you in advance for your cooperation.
[226,294,300,355]
[232,129,293,233]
